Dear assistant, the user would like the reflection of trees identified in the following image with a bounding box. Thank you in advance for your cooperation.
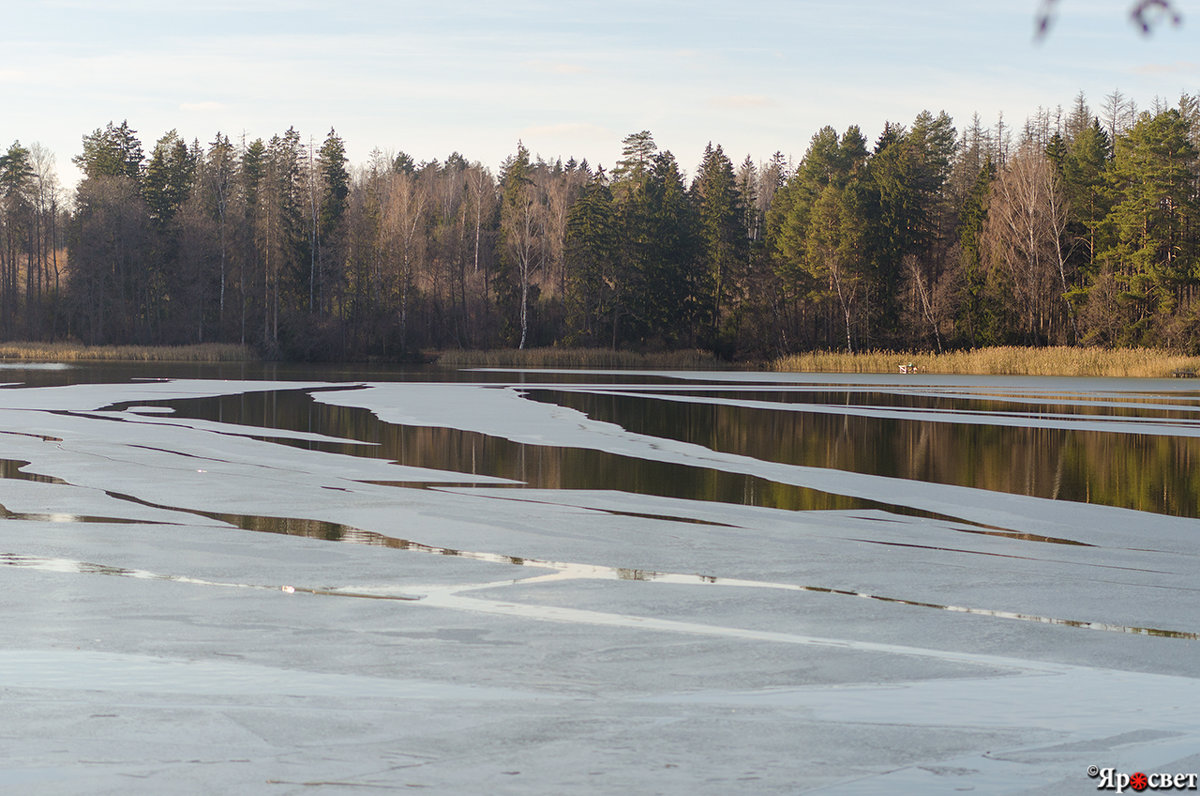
[166,388,1200,518]
[552,392,1200,517]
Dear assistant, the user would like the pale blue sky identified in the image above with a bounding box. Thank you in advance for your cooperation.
[2,0,1196,189]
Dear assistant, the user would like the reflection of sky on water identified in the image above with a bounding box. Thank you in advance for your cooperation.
[0,362,73,371]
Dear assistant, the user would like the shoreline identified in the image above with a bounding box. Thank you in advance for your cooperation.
[770,346,1200,379]
[2,341,1198,379]
[0,342,257,363]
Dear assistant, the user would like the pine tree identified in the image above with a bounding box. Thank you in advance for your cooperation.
[611,131,656,190]
[74,121,143,183]
[767,126,872,348]
[1060,119,1112,291]
[1102,108,1199,342]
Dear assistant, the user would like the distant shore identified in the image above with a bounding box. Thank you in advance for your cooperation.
[431,347,720,369]
[3,342,1198,378]
[771,346,1200,379]
[433,345,1200,378]
[0,342,257,363]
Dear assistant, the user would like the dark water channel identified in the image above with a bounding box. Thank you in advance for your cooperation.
[109,376,1200,519]
[6,361,1195,517]
[136,388,870,513]
[533,388,1200,518]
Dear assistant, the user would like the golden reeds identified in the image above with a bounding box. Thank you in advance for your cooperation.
[770,346,1200,379]
[0,342,258,362]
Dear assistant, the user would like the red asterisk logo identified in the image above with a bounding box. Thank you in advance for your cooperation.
[1130,771,1148,791]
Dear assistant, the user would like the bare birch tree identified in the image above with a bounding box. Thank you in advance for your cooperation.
[381,170,426,347]
[981,145,1075,343]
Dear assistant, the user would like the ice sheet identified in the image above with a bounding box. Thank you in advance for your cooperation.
[312,382,1200,544]
[0,373,1197,794]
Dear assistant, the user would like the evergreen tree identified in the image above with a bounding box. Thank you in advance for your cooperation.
[639,151,700,345]
[766,126,847,290]
[74,121,143,183]
[68,171,153,344]
[1065,92,1093,142]
[143,130,196,225]
[315,128,350,315]
[804,181,871,351]
[0,142,35,335]
[1102,108,1199,343]
[393,152,416,175]
[956,158,996,345]
[864,111,957,344]
[201,133,237,327]
[262,127,309,347]
[767,126,871,348]
[692,143,747,345]
[736,155,759,243]
[498,142,544,349]
[606,135,701,346]
[565,172,619,345]
[611,130,657,190]
[1060,119,1112,292]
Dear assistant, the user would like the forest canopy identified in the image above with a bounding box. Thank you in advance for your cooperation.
[3,89,1200,360]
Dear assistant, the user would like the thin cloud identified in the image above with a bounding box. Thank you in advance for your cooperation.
[709,95,774,110]
[1133,61,1200,74]
[180,101,227,112]
[520,122,610,138]
[525,60,588,75]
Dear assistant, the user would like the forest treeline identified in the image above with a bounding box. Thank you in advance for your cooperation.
[2,89,1200,360]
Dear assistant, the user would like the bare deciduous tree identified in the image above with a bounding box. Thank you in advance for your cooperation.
[981,145,1076,343]
[381,170,426,347]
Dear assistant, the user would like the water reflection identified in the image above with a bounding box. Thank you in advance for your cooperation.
[93,376,1200,518]
[0,459,67,484]
[657,387,1200,418]
[142,390,872,513]
[533,390,1200,518]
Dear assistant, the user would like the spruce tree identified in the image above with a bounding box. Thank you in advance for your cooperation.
[693,143,747,345]
[143,130,196,225]
[316,128,350,315]
[565,172,619,345]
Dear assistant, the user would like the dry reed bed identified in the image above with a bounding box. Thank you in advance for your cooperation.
[771,346,1200,378]
[434,347,718,369]
[0,342,257,362]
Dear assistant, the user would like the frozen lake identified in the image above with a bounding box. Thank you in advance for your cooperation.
[2,363,1199,793]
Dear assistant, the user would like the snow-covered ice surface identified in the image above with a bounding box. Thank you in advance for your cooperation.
[2,370,1199,794]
